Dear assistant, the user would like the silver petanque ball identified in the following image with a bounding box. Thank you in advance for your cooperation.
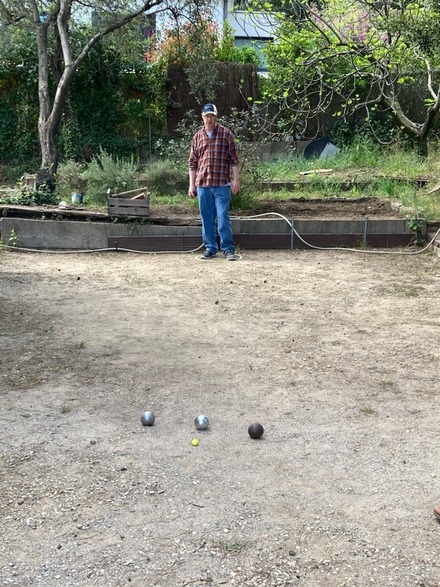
[140,411,155,426]
[194,415,209,430]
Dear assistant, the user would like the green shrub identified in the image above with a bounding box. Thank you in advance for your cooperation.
[56,160,87,200]
[138,158,187,195]
[81,149,139,206]
[0,183,57,206]
[230,189,255,212]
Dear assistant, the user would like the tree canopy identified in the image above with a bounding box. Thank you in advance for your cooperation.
[2,0,440,178]
[0,0,175,183]
[252,0,440,153]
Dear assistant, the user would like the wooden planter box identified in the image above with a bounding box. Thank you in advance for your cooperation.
[107,187,150,217]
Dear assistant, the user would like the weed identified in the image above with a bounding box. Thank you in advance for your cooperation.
[124,273,144,286]
[375,178,396,197]
[230,188,255,212]
[355,237,368,250]
[406,211,427,245]
[332,136,382,167]
[394,284,421,297]
[0,184,56,207]
[75,341,87,349]
[212,539,248,553]
[60,403,72,414]
[380,379,394,387]
[360,405,375,415]
[8,228,19,248]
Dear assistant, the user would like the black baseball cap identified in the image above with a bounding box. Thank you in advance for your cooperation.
[202,103,218,115]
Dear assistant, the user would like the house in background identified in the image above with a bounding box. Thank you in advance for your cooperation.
[153,1,277,73]
[155,0,276,133]
[222,0,278,72]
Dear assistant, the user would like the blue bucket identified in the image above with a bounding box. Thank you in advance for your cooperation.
[71,192,84,205]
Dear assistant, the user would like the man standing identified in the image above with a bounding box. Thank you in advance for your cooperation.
[188,103,240,260]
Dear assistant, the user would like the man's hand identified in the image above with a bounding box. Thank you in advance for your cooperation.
[188,168,197,198]
[231,180,240,195]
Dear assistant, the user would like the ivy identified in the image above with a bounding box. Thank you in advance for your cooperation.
[0,20,168,177]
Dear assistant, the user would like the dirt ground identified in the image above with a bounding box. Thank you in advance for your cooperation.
[151,197,402,222]
[1,246,440,587]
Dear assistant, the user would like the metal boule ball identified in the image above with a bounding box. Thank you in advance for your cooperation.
[248,422,264,439]
[194,415,209,430]
[140,411,155,426]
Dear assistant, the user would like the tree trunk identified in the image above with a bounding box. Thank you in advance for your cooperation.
[28,0,164,186]
[37,123,58,189]
[35,15,74,187]
[415,136,428,159]
[35,18,58,188]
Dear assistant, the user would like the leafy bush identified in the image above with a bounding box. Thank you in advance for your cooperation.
[155,111,201,165]
[81,149,139,206]
[0,184,57,206]
[56,160,87,200]
[151,14,259,68]
[138,158,187,195]
[215,23,261,66]
[329,110,401,148]
[0,161,40,184]
[155,136,189,165]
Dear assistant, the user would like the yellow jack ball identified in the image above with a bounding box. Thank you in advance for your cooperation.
[192,438,199,446]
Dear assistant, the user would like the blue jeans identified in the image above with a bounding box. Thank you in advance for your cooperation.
[197,186,235,254]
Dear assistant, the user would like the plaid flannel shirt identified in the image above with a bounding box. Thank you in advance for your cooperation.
[188,124,239,187]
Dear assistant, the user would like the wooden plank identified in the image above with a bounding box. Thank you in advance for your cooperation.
[427,181,440,195]
[299,169,333,176]
[108,186,149,198]
[108,197,150,217]
[0,204,109,220]
[108,198,150,208]
[109,208,150,217]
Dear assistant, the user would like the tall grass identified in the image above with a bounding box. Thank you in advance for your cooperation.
[255,141,440,219]
[55,141,440,220]
[259,140,439,180]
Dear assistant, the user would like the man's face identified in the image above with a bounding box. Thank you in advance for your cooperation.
[202,113,217,131]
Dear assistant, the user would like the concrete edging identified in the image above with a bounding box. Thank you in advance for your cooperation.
[0,217,419,251]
